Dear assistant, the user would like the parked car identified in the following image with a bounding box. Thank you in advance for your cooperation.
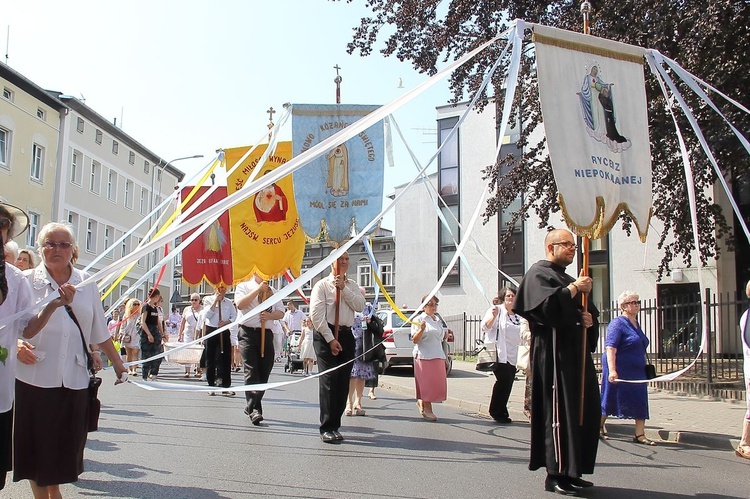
[375,309,454,376]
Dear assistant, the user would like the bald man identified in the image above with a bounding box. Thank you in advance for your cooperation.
[513,229,600,496]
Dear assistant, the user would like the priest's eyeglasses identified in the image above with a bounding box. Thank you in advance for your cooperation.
[551,241,578,250]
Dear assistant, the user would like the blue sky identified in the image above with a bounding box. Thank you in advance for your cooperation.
[4,0,456,231]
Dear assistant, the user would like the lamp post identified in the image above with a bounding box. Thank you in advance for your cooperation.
[148,154,203,291]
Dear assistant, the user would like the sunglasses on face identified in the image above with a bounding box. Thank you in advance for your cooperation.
[43,241,73,250]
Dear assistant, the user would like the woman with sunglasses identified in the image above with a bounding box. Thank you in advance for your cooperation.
[600,290,656,445]
[411,295,448,421]
[14,222,126,497]
[178,293,205,377]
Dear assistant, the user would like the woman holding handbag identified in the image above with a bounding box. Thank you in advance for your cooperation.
[411,295,447,421]
[14,222,127,498]
[600,290,655,445]
[481,286,522,424]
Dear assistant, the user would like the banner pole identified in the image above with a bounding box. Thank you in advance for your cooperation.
[333,260,340,341]
[579,236,590,425]
[260,288,268,357]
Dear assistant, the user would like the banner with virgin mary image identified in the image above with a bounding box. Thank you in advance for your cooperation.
[532,24,652,241]
[224,142,305,282]
[291,104,385,244]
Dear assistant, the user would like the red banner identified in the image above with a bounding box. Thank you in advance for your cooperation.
[180,186,233,286]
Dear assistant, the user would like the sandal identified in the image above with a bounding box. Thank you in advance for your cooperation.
[735,446,750,459]
[600,426,610,440]
[416,401,424,415]
[633,434,656,446]
[354,407,366,416]
[345,408,353,416]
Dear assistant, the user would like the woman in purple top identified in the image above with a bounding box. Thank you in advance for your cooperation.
[600,290,655,445]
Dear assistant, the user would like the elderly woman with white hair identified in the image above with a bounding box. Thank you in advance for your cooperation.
[14,222,127,497]
[600,290,655,445]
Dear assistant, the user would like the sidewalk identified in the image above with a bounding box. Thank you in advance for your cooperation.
[378,360,746,451]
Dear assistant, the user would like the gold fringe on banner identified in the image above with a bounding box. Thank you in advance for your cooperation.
[558,194,652,242]
[532,33,644,65]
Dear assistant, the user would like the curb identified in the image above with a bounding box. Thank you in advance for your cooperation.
[378,377,740,453]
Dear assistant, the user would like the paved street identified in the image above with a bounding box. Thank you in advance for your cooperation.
[2,360,748,498]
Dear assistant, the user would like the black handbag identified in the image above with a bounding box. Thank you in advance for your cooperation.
[65,305,102,432]
[645,363,657,380]
[364,315,386,363]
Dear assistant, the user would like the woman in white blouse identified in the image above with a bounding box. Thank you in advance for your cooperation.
[481,286,522,424]
[14,222,127,497]
[411,295,447,421]
[178,293,204,377]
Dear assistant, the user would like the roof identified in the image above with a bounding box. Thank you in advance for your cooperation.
[0,62,67,110]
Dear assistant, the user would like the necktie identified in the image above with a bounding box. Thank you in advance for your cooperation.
[0,233,8,306]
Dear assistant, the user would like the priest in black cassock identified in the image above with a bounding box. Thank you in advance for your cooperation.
[514,229,600,496]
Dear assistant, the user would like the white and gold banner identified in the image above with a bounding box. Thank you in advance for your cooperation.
[533,24,652,240]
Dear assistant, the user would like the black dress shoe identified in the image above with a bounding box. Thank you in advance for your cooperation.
[332,431,344,441]
[568,477,593,489]
[320,431,337,443]
[250,411,264,426]
[544,475,578,496]
[494,417,512,424]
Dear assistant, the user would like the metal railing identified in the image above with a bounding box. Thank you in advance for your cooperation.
[443,288,747,395]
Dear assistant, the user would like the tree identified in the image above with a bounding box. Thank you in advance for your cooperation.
[339,0,750,280]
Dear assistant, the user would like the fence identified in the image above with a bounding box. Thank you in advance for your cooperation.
[442,288,747,398]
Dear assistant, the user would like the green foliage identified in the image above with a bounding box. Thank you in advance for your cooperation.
[337,0,750,279]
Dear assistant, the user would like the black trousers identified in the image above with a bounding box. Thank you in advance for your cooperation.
[239,326,275,414]
[313,325,355,434]
[489,361,517,421]
[205,326,232,388]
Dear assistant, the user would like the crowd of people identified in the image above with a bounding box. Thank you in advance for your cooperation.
[4,202,750,496]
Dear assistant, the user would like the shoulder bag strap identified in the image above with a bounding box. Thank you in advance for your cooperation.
[65,304,94,375]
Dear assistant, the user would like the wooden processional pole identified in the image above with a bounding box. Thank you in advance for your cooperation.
[260,287,269,357]
[332,65,343,342]
[579,0,592,426]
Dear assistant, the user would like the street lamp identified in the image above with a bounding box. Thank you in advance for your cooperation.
[148,154,204,290]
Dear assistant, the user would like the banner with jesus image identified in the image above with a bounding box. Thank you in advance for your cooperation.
[533,24,652,241]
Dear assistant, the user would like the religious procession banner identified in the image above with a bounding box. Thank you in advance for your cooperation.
[532,24,652,241]
[179,186,233,286]
[224,142,304,282]
[291,104,385,244]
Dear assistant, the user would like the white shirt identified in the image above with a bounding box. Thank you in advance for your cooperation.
[167,311,182,335]
[17,264,110,390]
[181,305,204,342]
[203,296,237,327]
[234,279,284,328]
[283,308,305,332]
[481,305,521,365]
[310,274,365,343]
[0,262,34,411]
[740,309,750,381]
[411,311,446,360]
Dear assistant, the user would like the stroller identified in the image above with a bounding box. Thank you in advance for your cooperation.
[284,331,303,374]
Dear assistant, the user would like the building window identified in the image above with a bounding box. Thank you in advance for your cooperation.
[173,278,182,298]
[112,140,118,155]
[124,180,134,209]
[30,143,44,181]
[2,87,13,101]
[380,243,392,251]
[26,212,40,247]
[357,262,371,287]
[0,127,9,168]
[144,160,150,174]
[121,235,130,259]
[157,168,162,182]
[86,219,98,252]
[36,108,46,120]
[104,225,114,259]
[95,129,103,144]
[584,236,611,320]
[437,116,460,286]
[90,161,100,193]
[129,151,135,164]
[76,117,84,133]
[380,263,393,286]
[174,237,183,266]
[70,150,81,184]
[497,142,525,283]
[139,188,147,215]
[301,266,311,290]
[107,170,117,201]
[67,211,79,238]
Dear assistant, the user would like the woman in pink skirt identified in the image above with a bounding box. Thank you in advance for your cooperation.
[411,295,447,421]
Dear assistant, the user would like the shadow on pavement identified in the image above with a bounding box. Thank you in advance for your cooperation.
[75,478,226,498]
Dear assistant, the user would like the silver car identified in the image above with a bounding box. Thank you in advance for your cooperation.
[375,309,453,375]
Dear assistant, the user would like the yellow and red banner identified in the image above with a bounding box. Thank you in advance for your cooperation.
[180,186,233,286]
[225,142,304,282]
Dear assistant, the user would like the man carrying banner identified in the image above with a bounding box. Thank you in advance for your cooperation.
[203,284,236,396]
[234,274,284,425]
[514,229,600,496]
[310,252,365,443]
